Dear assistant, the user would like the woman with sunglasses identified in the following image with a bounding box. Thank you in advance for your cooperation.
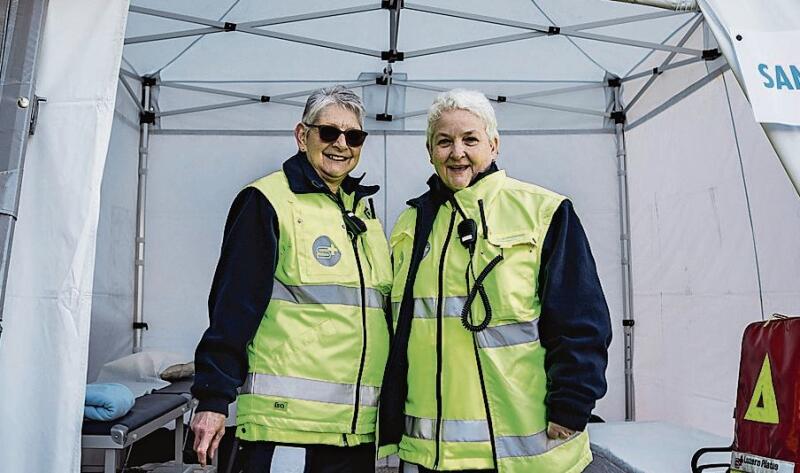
[191,86,393,472]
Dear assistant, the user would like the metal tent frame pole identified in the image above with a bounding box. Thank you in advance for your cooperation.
[133,80,153,352]
[612,85,636,421]
[0,0,48,343]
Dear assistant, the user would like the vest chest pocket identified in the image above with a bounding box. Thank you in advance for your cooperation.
[478,230,540,321]
[292,206,359,285]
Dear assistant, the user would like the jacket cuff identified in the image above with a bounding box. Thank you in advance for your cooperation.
[195,397,230,416]
[547,401,590,432]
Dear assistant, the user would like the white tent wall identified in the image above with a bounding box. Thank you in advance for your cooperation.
[0,0,129,471]
[87,77,141,381]
[624,67,800,436]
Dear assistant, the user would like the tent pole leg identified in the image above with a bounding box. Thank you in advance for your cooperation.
[133,81,152,353]
[613,85,636,421]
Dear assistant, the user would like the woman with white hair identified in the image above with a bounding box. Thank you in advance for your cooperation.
[378,89,612,472]
[190,85,392,472]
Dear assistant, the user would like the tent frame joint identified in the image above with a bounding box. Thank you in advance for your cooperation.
[702,48,722,61]
[381,49,404,62]
[223,22,237,32]
[381,0,403,10]
[610,110,626,124]
[140,111,156,125]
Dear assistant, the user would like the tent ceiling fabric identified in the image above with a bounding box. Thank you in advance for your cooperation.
[121,0,706,132]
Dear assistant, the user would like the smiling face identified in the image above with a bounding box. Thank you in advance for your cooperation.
[429,109,499,191]
[295,104,363,193]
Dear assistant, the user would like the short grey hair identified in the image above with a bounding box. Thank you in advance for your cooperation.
[426,89,499,149]
[302,85,366,128]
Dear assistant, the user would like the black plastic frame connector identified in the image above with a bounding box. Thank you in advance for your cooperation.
[376,113,393,121]
[224,22,237,31]
[133,322,150,330]
[140,111,156,125]
[702,48,721,61]
[610,110,626,125]
[260,95,270,103]
[495,95,507,103]
[547,26,561,35]
[376,76,389,86]
[607,77,621,88]
[622,319,635,327]
[381,50,404,62]
[381,0,403,9]
[141,76,157,87]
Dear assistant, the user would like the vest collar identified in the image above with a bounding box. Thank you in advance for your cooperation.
[283,151,379,199]
[451,166,505,211]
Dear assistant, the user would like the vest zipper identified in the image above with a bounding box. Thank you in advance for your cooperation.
[350,221,369,434]
[327,192,370,435]
[434,209,457,469]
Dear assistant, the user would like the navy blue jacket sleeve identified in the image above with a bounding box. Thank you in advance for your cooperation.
[191,187,279,415]
[537,199,612,432]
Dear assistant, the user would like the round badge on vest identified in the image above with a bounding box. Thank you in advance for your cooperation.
[313,236,341,266]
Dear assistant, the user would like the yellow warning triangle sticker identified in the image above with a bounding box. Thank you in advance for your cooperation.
[744,354,780,425]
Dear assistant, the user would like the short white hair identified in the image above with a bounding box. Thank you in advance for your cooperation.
[302,85,365,127]
[426,89,499,149]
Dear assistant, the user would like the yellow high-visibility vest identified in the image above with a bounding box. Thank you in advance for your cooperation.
[237,170,392,447]
[389,170,592,472]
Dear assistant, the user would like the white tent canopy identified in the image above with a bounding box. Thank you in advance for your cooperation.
[1,0,799,471]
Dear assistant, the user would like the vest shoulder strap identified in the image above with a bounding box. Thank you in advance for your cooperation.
[389,207,417,247]
[247,170,293,203]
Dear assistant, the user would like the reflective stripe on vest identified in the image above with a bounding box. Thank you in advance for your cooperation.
[404,415,573,459]
[393,296,540,348]
[495,430,574,459]
[272,280,385,310]
[404,415,490,442]
[242,373,380,407]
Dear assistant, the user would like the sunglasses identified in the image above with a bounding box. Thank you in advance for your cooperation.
[304,123,368,147]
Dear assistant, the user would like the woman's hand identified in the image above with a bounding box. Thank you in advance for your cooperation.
[546,421,575,440]
[191,411,226,466]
